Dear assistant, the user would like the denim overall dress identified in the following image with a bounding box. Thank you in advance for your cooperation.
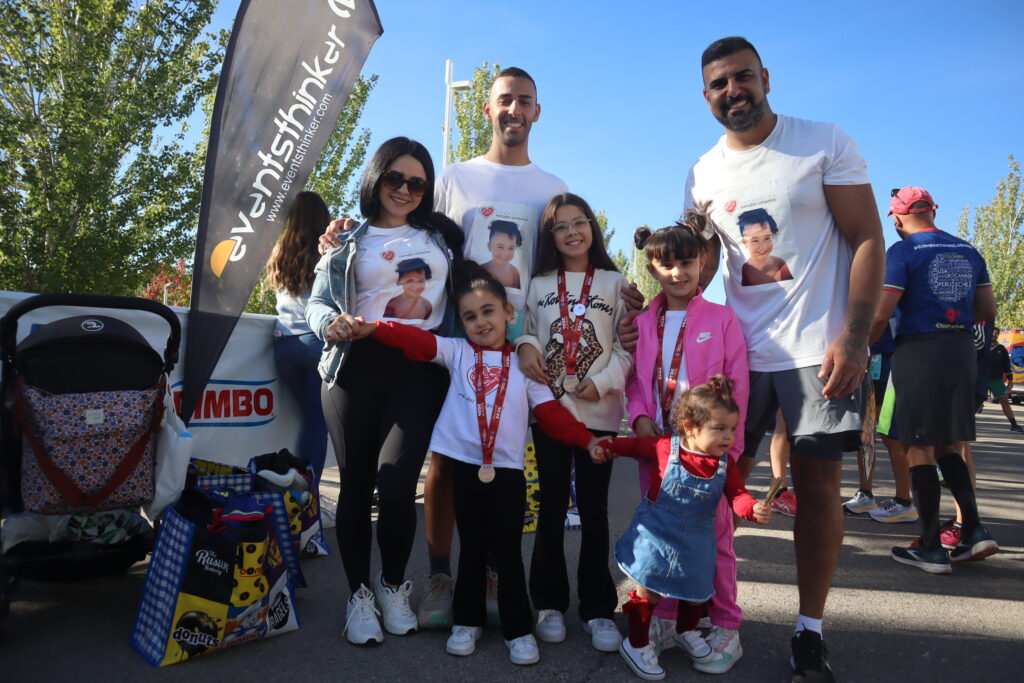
[614,435,726,601]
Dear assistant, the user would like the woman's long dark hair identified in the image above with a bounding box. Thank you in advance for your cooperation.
[534,192,620,275]
[359,136,435,229]
[265,191,330,295]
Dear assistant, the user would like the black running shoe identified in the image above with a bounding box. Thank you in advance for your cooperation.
[791,629,835,682]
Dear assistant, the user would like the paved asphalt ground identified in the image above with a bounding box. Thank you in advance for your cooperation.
[3,405,1022,681]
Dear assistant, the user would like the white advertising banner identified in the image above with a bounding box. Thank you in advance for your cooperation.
[1,291,302,467]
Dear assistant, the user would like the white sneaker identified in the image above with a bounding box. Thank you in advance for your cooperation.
[673,629,714,663]
[869,498,919,523]
[344,584,383,645]
[504,634,540,665]
[619,638,665,680]
[842,490,876,514]
[583,617,622,652]
[535,609,566,643]
[417,573,454,629]
[647,615,676,656]
[373,571,417,635]
[693,625,743,674]
[446,624,482,656]
[485,567,500,623]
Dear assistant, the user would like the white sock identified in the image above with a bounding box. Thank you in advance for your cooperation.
[794,615,822,636]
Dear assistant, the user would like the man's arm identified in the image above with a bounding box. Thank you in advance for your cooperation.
[821,183,886,399]
[972,285,997,324]
[869,290,902,344]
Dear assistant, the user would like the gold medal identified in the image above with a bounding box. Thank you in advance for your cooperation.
[563,374,580,392]
[478,464,496,483]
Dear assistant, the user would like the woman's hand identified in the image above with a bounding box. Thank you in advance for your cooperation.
[752,501,771,525]
[633,416,661,438]
[318,217,356,254]
[326,312,364,343]
[517,344,548,383]
[574,379,600,402]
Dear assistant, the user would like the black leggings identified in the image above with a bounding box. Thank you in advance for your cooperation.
[451,459,532,640]
[322,337,449,594]
[529,428,617,621]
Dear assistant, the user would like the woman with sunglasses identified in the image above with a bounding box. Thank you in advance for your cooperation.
[307,136,464,646]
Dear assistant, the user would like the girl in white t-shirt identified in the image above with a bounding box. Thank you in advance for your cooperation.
[344,262,602,667]
[515,192,632,652]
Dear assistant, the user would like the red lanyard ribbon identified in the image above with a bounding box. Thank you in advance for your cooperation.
[655,306,686,430]
[473,343,512,468]
[556,266,595,377]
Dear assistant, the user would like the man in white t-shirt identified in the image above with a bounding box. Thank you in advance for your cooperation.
[683,37,885,682]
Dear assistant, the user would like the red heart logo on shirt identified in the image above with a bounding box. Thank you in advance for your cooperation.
[724,199,737,213]
[481,207,495,217]
[468,364,502,395]
[381,250,395,261]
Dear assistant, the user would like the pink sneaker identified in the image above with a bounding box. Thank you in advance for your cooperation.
[770,489,797,517]
[939,519,962,550]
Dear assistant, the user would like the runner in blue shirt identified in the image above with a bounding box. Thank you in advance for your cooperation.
[870,186,999,574]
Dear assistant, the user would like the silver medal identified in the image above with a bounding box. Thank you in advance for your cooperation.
[478,464,495,483]
[572,302,587,317]
[563,374,580,392]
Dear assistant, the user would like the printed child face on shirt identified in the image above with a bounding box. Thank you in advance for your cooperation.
[481,219,523,290]
[383,258,434,320]
[738,208,793,287]
[398,269,427,298]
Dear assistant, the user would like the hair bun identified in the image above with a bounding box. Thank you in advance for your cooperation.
[706,374,735,399]
[633,226,652,250]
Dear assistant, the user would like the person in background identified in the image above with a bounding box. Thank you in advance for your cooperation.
[265,191,331,478]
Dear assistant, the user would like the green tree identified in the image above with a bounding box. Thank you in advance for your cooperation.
[0,0,224,295]
[626,225,662,303]
[594,210,629,273]
[305,74,377,218]
[958,155,1024,329]
[449,61,500,163]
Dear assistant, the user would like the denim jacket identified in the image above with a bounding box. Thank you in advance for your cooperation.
[305,219,458,386]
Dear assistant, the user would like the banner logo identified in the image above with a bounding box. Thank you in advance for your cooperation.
[173,379,277,427]
[211,238,245,277]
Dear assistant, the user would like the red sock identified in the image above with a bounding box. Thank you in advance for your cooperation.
[675,601,705,633]
[623,590,655,648]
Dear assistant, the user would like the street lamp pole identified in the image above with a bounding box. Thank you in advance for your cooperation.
[442,59,470,168]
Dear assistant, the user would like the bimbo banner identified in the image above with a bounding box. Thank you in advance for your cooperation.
[181,0,383,423]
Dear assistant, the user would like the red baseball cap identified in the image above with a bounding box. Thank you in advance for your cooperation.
[888,186,938,216]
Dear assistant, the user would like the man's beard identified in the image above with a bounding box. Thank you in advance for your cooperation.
[714,95,768,133]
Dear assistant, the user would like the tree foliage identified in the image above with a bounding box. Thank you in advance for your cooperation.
[958,155,1023,329]
[449,61,500,163]
[0,0,224,295]
[305,74,377,218]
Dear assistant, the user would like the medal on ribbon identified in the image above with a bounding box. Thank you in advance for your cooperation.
[557,266,595,394]
[655,306,687,430]
[474,343,511,483]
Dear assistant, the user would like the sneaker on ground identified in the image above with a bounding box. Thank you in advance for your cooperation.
[485,567,500,624]
[938,519,961,551]
[417,572,454,629]
[791,629,835,682]
[619,638,665,680]
[950,524,1000,562]
[841,490,876,514]
[344,584,384,645]
[446,624,482,656]
[868,498,918,523]
[373,571,417,635]
[535,609,566,643]
[505,634,540,665]
[697,615,712,632]
[693,625,743,674]
[672,629,713,663]
[583,617,622,652]
[771,489,798,517]
[647,615,676,656]
[891,544,952,574]
[1010,424,1024,434]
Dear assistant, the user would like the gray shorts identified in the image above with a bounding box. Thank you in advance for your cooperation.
[741,365,865,461]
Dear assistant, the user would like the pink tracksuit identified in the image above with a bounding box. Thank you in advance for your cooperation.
[625,289,749,629]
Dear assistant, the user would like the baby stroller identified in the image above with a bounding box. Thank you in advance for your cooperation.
[0,293,180,631]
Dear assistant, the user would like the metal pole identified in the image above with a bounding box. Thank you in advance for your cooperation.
[163,282,176,306]
[443,60,454,168]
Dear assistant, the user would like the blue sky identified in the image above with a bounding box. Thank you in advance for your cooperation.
[210,0,1024,303]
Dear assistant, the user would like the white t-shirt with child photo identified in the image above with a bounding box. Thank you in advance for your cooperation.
[435,156,568,339]
[684,114,871,372]
[427,337,557,470]
[353,225,448,331]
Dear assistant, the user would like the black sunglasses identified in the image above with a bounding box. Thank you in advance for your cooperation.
[381,170,429,196]
[891,188,901,198]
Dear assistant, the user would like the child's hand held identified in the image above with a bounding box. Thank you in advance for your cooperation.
[752,501,771,525]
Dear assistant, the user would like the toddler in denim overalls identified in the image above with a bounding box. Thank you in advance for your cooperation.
[593,376,771,680]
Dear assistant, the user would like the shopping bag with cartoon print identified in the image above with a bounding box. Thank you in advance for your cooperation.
[250,449,329,557]
[130,488,299,667]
